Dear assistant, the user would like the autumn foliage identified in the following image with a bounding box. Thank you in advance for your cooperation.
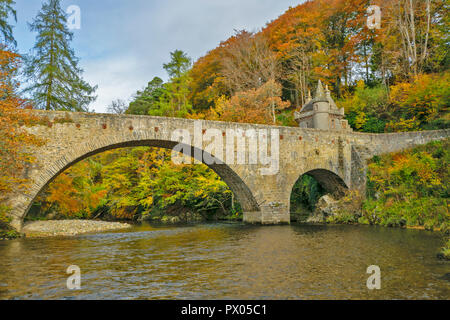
[204,80,290,124]
[189,0,448,130]
[0,47,41,227]
[34,148,235,222]
[362,139,449,230]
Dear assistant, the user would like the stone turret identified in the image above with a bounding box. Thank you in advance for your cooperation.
[294,81,351,131]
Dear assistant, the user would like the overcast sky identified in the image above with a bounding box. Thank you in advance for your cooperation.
[15,0,303,113]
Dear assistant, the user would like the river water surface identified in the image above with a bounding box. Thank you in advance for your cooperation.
[0,223,449,299]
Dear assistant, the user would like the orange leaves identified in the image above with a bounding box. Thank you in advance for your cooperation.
[189,39,231,110]
[0,47,42,204]
[43,172,106,218]
[188,0,448,117]
[45,174,81,215]
[205,80,290,125]
[392,153,408,164]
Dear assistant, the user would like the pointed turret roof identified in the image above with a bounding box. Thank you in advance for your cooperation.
[314,80,327,102]
[299,80,328,112]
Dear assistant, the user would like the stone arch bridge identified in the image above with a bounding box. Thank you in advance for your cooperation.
[5,110,449,231]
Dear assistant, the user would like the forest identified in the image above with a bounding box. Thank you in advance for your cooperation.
[0,0,448,255]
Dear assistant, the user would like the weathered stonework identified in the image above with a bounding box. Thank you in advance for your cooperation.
[4,110,449,231]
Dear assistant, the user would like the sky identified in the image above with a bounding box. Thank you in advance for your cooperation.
[15,0,303,113]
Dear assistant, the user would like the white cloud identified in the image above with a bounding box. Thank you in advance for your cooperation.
[81,55,162,113]
[16,0,303,113]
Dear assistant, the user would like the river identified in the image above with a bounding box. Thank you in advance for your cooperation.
[0,222,448,299]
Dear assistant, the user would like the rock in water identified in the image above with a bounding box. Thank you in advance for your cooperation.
[307,195,339,223]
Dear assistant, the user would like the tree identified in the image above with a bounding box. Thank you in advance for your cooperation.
[389,72,450,130]
[126,77,165,115]
[41,160,107,219]
[207,79,290,125]
[221,31,279,93]
[374,0,448,79]
[283,46,314,108]
[189,46,227,111]
[157,50,192,117]
[35,146,237,222]
[107,99,127,114]
[220,31,282,123]
[163,50,191,79]
[24,0,97,111]
[338,80,389,132]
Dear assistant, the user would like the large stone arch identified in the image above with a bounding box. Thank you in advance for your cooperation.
[10,138,260,231]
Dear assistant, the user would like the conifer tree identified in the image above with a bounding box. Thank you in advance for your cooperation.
[127,77,165,115]
[158,50,192,117]
[24,0,97,111]
[0,0,16,45]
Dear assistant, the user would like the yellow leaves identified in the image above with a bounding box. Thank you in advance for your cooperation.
[194,190,204,198]
[38,143,236,220]
[89,189,107,208]
[385,117,421,132]
[390,81,413,106]
[389,72,450,125]
[354,111,367,129]
[110,206,136,220]
[356,79,365,90]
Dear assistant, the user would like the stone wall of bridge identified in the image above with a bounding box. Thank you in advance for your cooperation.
[4,110,449,231]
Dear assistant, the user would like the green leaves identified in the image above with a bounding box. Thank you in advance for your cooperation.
[127,77,165,115]
[338,81,389,132]
[163,50,191,79]
[290,174,325,213]
[158,50,193,118]
[127,50,193,118]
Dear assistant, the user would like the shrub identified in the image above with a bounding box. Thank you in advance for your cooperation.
[363,139,449,230]
[438,238,450,260]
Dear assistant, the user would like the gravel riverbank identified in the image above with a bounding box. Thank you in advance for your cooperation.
[22,220,132,238]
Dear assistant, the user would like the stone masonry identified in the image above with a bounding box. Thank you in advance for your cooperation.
[4,110,449,231]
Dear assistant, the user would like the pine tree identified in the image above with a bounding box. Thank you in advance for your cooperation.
[127,77,165,115]
[0,0,16,45]
[158,50,192,117]
[24,0,97,111]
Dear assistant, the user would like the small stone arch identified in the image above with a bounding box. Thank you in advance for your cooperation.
[288,168,348,220]
[15,139,260,229]
[301,169,348,197]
